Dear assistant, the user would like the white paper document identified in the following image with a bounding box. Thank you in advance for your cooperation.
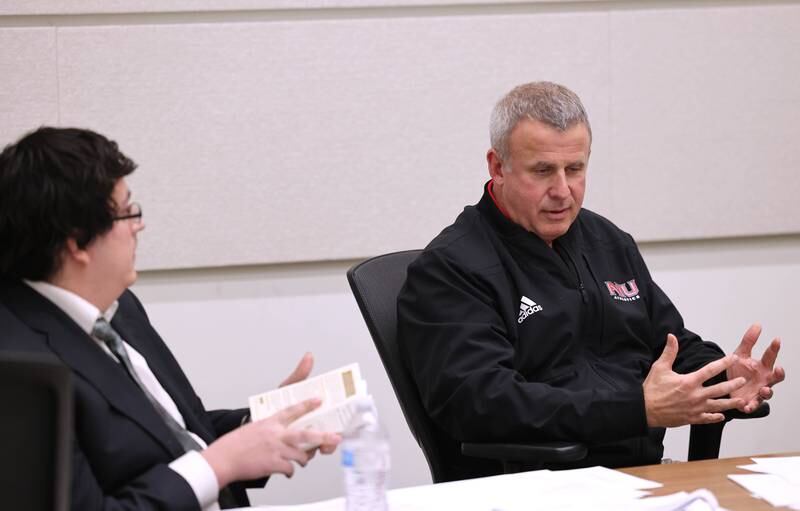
[739,456,800,484]
[243,466,720,511]
[635,489,720,511]
[232,499,343,511]
[248,363,372,443]
[728,456,800,508]
[545,465,663,490]
[249,363,366,420]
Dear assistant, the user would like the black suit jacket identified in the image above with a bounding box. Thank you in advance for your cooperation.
[0,280,257,510]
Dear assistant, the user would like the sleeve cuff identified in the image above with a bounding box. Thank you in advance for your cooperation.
[169,450,220,509]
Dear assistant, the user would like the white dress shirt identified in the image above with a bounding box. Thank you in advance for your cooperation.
[25,280,221,511]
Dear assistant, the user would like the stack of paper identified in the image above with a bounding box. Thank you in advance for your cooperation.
[636,489,719,511]
[728,456,800,508]
[465,467,717,511]
[246,466,720,511]
[249,363,372,440]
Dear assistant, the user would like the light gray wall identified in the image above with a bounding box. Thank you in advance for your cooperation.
[131,235,800,505]
[2,1,800,271]
[2,0,799,506]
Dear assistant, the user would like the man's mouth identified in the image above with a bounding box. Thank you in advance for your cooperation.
[544,207,570,217]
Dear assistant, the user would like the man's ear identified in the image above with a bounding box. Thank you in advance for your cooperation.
[487,149,506,184]
[64,237,91,267]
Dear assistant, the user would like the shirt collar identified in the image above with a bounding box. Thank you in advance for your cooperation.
[23,280,119,335]
[487,179,512,220]
[476,180,584,254]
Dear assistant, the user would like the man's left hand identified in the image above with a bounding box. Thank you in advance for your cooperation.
[279,352,314,387]
[727,323,785,413]
[276,352,340,459]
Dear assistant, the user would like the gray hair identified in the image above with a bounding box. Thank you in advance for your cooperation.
[489,81,592,162]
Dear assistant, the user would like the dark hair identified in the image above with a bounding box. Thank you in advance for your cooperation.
[0,127,137,280]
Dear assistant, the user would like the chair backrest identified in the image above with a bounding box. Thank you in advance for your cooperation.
[0,351,72,511]
[348,249,453,482]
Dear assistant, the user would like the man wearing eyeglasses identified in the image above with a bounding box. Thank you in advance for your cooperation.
[0,127,340,510]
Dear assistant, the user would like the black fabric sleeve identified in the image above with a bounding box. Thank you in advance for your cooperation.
[207,408,249,436]
[397,249,649,445]
[70,439,201,511]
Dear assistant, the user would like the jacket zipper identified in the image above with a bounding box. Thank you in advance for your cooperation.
[582,253,607,341]
[558,244,588,304]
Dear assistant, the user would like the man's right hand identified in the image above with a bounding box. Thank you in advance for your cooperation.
[202,398,341,488]
[643,334,747,428]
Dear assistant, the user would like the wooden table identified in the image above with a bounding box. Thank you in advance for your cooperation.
[620,452,799,510]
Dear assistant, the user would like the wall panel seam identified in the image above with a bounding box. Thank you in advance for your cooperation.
[1,0,799,27]
[55,26,61,124]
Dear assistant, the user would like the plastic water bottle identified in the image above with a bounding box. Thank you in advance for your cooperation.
[341,401,390,511]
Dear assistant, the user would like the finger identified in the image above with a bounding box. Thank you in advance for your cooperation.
[279,352,314,388]
[281,445,311,467]
[742,398,761,414]
[760,338,781,370]
[701,376,745,399]
[734,323,761,358]
[285,428,324,448]
[273,459,295,478]
[275,398,322,425]
[316,433,341,455]
[769,366,786,386]
[656,334,679,370]
[323,432,341,449]
[704,397,745,413]
[319,443,338,455]
[695,412,725,424]
[690,354,738,385]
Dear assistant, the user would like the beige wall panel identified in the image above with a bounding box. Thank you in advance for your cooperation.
[609,4,800,241]
[57,13,609,270]
[0,28,58,144]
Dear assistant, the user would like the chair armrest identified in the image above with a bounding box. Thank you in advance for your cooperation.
[725,402,770,421]
[461,441,587,464]
[688,402,771,461]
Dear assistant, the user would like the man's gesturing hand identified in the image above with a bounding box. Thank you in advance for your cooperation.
[279,352,314,388]
[727,323,785,414]
[644,334,747,428]
[203,398,341,488]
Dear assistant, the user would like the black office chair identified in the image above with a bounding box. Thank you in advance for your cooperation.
[0,352,73,511]
[347,250,586,482]
[347,250,769,483]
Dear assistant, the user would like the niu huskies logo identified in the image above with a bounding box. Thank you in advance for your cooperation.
[605,279,640,302]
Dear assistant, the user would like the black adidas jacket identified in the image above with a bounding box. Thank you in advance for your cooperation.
[397,182,725,480]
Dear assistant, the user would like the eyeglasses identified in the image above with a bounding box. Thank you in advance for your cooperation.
[113,202,143,225]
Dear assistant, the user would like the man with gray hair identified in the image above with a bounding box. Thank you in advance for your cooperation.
[396,81,784,481]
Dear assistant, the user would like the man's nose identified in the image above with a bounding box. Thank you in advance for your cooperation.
[549,169,570,199]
